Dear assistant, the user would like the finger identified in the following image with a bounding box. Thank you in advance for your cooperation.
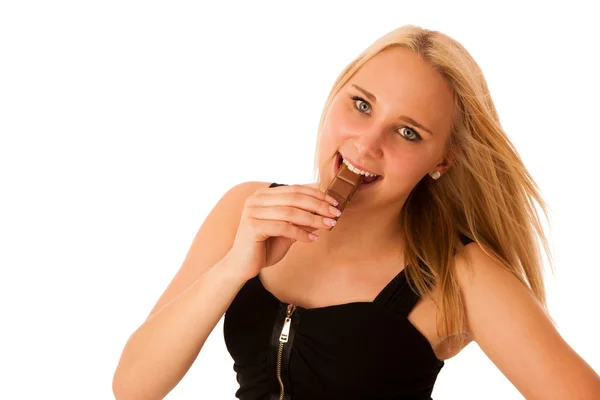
[252,186,341,220]
[253,218,318,243]
[288,184,340,205]
[296,224,318,233]
[250,206,336,231]
[257,184,339,207]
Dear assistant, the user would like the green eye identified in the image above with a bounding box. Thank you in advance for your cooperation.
[352,96,371,113]
[397,126,422,142]
[351,94,423,143]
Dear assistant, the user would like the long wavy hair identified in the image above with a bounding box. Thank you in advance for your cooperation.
[312,25,555,345]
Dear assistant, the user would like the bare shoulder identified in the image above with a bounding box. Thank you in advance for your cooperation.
[188,180,274,255]
[452,240,536,338]
[222,181,275,208]
[144,181,273,320]
[452,241,503,289]
[453,241,600,398]
[210,180,275,231]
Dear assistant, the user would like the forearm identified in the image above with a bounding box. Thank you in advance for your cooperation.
[112,253,248,400]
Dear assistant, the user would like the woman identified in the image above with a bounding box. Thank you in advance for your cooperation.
[113,25,600,399]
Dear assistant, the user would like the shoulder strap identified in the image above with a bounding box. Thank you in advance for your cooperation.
[376,234,474,317]
[373,269,420,317]
[269,182,287,188]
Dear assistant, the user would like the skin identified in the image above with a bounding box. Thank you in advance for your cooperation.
[313,46,454,257]
[294,46,600,397]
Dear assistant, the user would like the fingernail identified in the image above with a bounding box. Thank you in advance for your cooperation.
[324,218,337,226]
[327,196,339,206]
[329,206,341,217]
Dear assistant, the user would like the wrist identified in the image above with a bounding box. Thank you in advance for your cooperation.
[218,251,252,286]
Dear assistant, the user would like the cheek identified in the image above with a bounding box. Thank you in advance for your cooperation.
[322,100,357,140]
[387,149,433,180]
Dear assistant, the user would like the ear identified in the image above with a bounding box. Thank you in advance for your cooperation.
[433,152,454,176]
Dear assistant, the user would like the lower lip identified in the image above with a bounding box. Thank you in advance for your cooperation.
[334,152,383,191]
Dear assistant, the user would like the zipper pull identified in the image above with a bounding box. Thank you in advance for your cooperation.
[279,304,296,343]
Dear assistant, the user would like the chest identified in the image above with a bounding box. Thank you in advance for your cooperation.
[256,242,469,360]
[259,249,404,310]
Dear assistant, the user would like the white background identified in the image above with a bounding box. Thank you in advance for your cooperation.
[1,1,598,399]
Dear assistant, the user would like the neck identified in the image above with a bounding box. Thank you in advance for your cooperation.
[317,200,407,260]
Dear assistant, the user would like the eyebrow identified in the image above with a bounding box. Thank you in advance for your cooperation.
[351,84,434,136]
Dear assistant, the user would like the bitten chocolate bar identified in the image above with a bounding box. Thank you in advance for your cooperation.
[325,163,363,229]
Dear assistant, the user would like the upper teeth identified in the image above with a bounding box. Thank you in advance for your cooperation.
[342,158,379,177]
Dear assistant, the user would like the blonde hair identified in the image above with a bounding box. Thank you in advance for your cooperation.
[312,25,555,345]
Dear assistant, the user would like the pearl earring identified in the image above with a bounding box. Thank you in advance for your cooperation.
[431,171,441,180]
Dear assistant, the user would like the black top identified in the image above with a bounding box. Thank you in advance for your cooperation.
[223,182,474,400]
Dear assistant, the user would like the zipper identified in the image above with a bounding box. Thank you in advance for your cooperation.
[276,303,296,400]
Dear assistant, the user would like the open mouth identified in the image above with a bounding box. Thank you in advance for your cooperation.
[335,152,383,186]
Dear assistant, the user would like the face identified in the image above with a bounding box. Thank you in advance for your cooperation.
[318,46,455,208]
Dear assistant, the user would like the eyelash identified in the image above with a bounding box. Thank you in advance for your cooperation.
[351,96,423,142]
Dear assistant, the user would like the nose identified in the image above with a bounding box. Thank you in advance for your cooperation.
[351,130,384,159]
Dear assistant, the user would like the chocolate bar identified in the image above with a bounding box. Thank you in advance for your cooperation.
[325,163,363,229]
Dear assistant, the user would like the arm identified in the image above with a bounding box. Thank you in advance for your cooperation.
[455,243,600,400]
[112,181,270,400]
